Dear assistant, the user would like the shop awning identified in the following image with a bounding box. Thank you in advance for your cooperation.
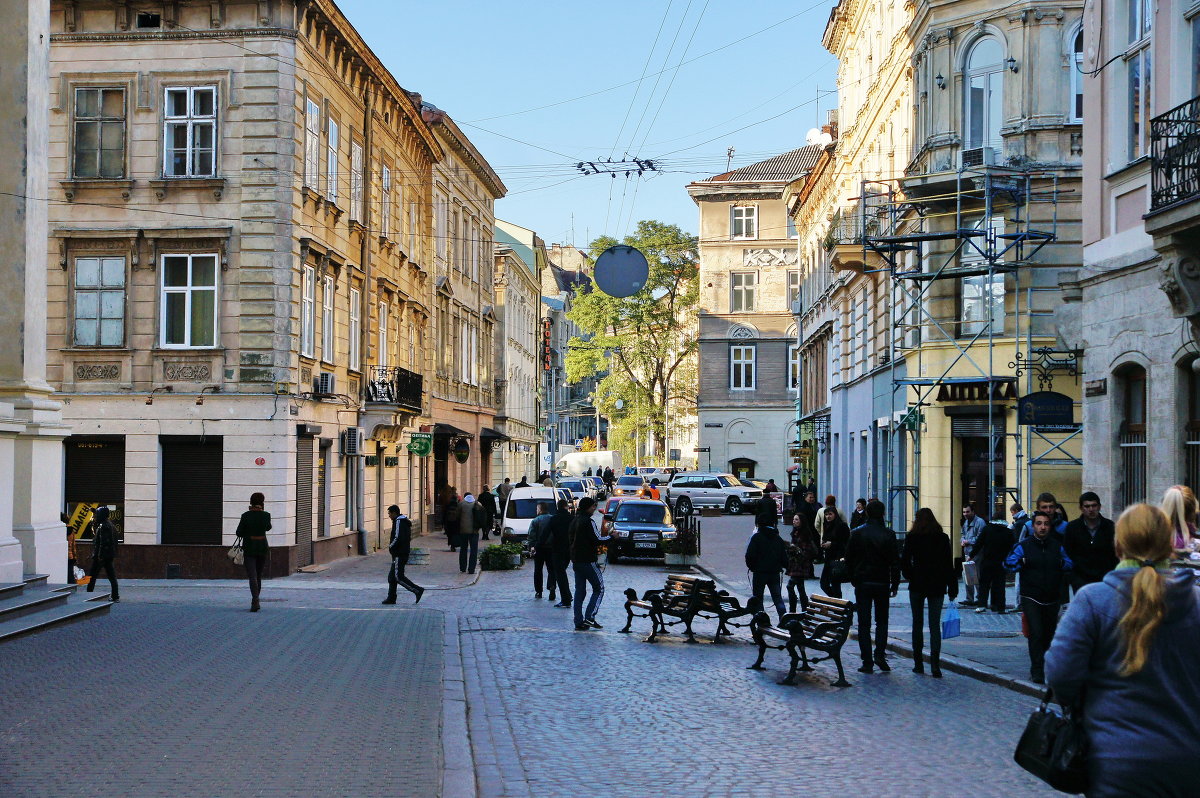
[433,423,473,437]
[479,427,510,440]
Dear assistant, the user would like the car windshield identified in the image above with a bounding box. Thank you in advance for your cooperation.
[506,498,550,519]
[615,504,669,524]
[738,478,758,488]
[616,476,643,486]
[717,476,738,488]
[559,480,583,491]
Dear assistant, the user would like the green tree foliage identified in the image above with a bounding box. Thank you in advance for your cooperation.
[566,220,698,463]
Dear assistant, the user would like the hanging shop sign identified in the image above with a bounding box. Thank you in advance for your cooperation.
[406,432,433,457]
[453,438,471,464]
[936,379,1017,402]
[1017,391,1074,427]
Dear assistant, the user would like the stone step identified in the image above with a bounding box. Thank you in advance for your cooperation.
[0,581,27,601]
[0,576,112,644]
[0,594,112,643]
[0,586,71,624]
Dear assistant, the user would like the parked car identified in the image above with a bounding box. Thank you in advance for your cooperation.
[500,486,572,543]
[611,474,650,497]
[606,499,677,563]
[663,472,763,515]
[582,476,606,500]
[736,477,768,491]
[556,477,596,503]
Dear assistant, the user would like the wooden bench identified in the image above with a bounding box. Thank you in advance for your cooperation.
[619,574,713,643]
[748,594,855,687]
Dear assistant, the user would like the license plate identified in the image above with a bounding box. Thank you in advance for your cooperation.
[634,541,657,549]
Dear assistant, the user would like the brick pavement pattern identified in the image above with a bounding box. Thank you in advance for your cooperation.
[0,593,443,798]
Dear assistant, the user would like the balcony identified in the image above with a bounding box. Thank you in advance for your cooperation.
[365,366,422,413]
[1150,95,1200,213]
[825,203,884,272]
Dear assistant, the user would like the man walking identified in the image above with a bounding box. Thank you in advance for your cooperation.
[528,503,555,599]
[1005,510,1073,683]
[548,499,574,607]
[745,507,789,624]
[478,486,498,540]
[570,497,609,630]
[1063,491,1117,596]
[971,520,1015,613]
[497,477,514,504]
[959,504,987,606]
[382,505,424,604]
[1020,492,1068,539]
[844,499,901,673]
[457,493,484,574]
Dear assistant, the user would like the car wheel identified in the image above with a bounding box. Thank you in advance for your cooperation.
[726,497,743,515]
[676,497,692,516]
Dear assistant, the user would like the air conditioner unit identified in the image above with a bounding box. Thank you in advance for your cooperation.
[342,427,364,456]
[316,371,336,396]
[959,146,996,169]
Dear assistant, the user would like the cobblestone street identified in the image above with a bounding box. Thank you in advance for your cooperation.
[2,530,1053,797]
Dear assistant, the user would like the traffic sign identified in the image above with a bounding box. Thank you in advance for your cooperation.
[694,446,710,452]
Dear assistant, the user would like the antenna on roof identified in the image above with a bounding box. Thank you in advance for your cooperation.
[726,147,735,172]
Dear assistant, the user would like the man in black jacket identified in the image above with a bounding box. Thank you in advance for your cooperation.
[970,521,1015,613]
[745,507,789,624]
[843,499,900,672]
[1005,510,1073,683]
[548,499,574,607]
[383,505,424,604]
[478,486,498,540]
[1062,491,1117,596]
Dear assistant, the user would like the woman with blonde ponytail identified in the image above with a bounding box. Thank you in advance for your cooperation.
[1162,485,1199,553]
[1046,503,1200,796]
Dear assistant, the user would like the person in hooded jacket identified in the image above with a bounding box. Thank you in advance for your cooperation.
[85,505,119,602]
[900,508,957,677]
[745,507,789,624]
[477,486,498,540]
[443,488,460,552]
[527,503,556,599]
[382,505,423,604]
[819,507,851,599]
[570,497,610,630]
[1005,510,1073,683]
[1046,503,1200,797]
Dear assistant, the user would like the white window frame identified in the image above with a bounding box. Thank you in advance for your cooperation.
[787,270,801,306]
[304,97,320,189]
[730,205,758,240]
[381,165,392,239]
[730,271,758,313]
[348,287,361,371]
[378,301,389,367]
[163,86,217,178]
[300,265,315,358]
[786,213,798,239]
[73,86,126,179]
[160,253,219,349]
[73,256,126,347]
[730,345,757,390]
[350,141,364,222]
[789,343,801,393]
[964,37,1005,150]
[326,118,339,200]
[959,215,1006,337]
[1069,29,1084,123]
[321,274,334,364]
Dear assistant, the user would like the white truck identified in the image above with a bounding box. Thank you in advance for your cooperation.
[556,450,622,477]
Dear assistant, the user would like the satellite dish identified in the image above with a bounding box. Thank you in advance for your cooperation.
[805,127,823,145]
[593,245,649,298]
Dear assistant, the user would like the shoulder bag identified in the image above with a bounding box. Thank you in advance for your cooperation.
[1013,688,1088,794]
[227,538,244,566]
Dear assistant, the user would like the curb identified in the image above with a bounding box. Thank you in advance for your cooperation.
[441,611,475,798]
[694,562,1043,699]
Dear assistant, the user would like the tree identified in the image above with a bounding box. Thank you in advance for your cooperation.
[566,220,699,464]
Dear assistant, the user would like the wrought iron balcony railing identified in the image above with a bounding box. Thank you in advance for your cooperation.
[366,365,422,412]
[1151,94,1200,212]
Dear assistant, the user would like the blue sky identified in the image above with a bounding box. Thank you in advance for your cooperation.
[347,0,838,249]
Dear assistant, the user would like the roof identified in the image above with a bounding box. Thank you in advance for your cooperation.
[541,296,565,312]
[494,225,536,277]
[705,144,825,183]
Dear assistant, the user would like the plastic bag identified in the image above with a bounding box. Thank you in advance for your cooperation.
[942,604,961,639]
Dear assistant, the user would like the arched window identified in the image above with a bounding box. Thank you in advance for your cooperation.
[1184,360,1200,489]
[1070,29,1084,123]
[1116,364,1147,509]
[964,37,1005,150]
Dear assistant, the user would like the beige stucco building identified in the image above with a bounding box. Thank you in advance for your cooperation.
[44,0,503,576]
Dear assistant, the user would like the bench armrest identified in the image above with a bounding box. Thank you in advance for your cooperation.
[805,619,850,641]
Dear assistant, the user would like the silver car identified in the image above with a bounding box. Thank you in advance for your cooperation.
[664,472,763,515]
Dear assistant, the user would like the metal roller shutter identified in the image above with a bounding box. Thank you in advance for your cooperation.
[65,436,125,504]
[296,437,314,566]
[161,436,223,545]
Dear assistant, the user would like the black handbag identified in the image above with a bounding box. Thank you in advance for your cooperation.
[827,558,849,584]
[1013,688,1088,794]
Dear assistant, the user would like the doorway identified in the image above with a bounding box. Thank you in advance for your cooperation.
[959,435,1006,521]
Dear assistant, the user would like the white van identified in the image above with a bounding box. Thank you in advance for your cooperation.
[500,486,572,543]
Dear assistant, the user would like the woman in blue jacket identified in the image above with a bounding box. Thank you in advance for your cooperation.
[1046,503,1200,797]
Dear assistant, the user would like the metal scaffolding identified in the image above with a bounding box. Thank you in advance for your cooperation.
[841,165,1076,527]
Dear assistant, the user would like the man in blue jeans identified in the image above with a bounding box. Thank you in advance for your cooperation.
[844,499,901,673]
[569,497,610,630]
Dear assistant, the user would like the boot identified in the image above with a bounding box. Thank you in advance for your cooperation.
[930,654,942,678]
[251,597,260,612]
[912,652,924,674]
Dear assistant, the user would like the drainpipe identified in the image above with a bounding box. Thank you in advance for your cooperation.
[355,80,375,556]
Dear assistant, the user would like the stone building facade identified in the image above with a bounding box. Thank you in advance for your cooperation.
[44,0,502,575]
[688,147,823,483]
[1064,0,1200,509]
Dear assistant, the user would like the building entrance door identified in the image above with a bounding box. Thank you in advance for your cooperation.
[960,435,1006,521]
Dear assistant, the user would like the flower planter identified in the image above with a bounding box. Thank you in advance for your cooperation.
[664,553,699,566]
[509,553,523,567]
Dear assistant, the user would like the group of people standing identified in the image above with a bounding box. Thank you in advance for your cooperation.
[526,497,611,630]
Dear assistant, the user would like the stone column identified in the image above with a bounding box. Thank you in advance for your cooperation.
[0,0,69,584]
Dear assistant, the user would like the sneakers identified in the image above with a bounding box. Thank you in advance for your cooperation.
[857,663,874,673]
[574,624,591,631]
[535,592,543,599]
[975,607,989,614]
[554,602,571,608]
[874,657,891,672]
[585,619,603,629]
[381,598,397,605]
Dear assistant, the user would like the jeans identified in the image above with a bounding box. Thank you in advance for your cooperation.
[751,572,786,622]
[909,590,945,661]
[978,562,1007,611]
[855,583,891,664]
[787,576,809,613]
[458,532,480,574]
[86,556,118,600]
[387,557,421,600]
[1022,597,1061,680]
[573,562,604,625]
[243,555,266,599]
[819,563,843,599]
[551,556,572,603]
[532,549,554,596]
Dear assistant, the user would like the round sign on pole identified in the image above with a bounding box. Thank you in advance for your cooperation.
[593,245,649,298]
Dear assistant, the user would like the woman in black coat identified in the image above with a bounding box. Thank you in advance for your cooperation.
[818,508,850,599]
[85,506,119,602]
[900,508,958,677]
